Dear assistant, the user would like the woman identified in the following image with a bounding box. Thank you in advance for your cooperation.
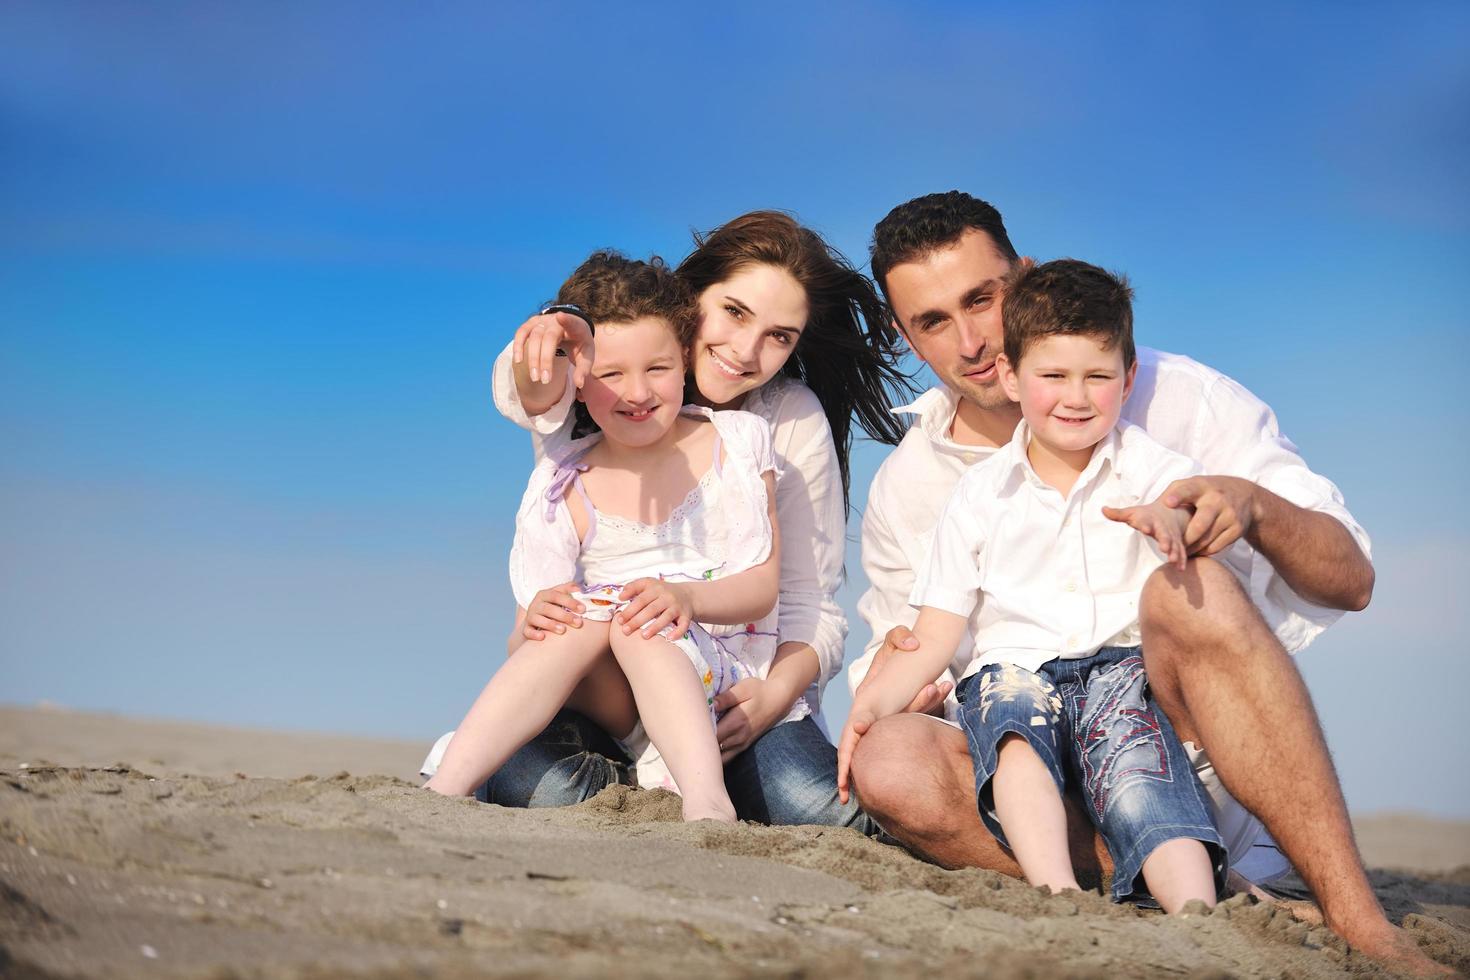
[481,211,912,828]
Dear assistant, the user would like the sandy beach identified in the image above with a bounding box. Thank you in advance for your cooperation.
[2,704,1466,978]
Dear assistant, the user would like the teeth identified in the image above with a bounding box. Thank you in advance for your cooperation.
[709,349,746,378]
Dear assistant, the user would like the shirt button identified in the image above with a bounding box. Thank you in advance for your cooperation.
[963,453,977,465]
[1064,582,1077,592]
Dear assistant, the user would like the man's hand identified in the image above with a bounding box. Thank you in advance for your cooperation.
[1162,475,1259,556]
[857,625,953,716]
[1102,500,1191,569]
[512,311,595,388]
[712,677,793,763]
[522,582,586,640]
[616,578,695,639]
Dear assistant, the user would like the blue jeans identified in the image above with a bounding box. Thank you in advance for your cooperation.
[480,710,878,834]
[956,647,1226,903]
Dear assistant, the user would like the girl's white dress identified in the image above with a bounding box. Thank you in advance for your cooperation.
[508,405,810,791]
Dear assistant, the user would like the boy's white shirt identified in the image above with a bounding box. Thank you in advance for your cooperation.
[911,418,1251,679]
[852,346,1372,718]
[493,342,848,717]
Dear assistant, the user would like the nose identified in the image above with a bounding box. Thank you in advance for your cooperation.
[1063,378,1089,405]
[955,314,985,359]
[728,325,759,366]
[624,375,652,404]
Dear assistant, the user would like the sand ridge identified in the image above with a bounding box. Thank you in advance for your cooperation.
[2,761,1467,978]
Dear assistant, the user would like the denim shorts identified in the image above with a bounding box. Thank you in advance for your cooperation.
[956,646,1226,903]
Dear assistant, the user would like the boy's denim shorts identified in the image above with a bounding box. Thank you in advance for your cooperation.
[955,646,1226,903]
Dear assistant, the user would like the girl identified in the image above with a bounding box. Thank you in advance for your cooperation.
[425,251,785,822]
[474,212,913,828]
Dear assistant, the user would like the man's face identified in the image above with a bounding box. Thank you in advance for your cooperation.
[884,229,1015,411]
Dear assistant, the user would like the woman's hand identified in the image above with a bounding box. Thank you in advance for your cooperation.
[512,310,595,388]
[522,582,586,640]
[616,578,695,639]
[711,677,794,763]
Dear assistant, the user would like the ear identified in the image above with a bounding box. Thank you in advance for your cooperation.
[997,353,1021,403]
[1121,359,1138,405]
[891,317,923,361]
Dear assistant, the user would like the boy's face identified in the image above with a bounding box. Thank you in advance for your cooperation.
[577,317,687,448]
[997,334,1136,456]
[883,229,1015,412]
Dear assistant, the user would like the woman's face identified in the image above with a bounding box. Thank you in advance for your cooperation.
[689,263,809,409]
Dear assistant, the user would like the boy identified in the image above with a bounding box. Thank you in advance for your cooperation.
[839,259,1238,910]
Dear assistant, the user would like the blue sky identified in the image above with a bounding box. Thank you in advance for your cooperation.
[2,2,1467,816]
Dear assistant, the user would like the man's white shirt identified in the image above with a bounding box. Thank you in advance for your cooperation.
[911,419,1252,678]
[852,347,1372,713]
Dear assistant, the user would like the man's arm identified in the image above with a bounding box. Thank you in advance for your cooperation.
[1164,476,1373,611]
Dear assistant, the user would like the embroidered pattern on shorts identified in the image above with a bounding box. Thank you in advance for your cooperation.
[1072,655,1170,821]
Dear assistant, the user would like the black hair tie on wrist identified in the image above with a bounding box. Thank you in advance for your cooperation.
[539,304,595,356]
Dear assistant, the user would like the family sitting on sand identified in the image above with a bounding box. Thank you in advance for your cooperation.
[421,192,1436,971]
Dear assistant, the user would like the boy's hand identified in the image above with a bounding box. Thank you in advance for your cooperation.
[616,578,695,639]
[523,582,586,640]
[858,625,953,716]
[1103,500,1191,570]
[835,704,880,805]
[512,311,595,388]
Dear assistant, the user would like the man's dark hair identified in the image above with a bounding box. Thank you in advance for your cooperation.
[869,191,1020,301]
[555,250,698,346]
[1001,259,1135,371]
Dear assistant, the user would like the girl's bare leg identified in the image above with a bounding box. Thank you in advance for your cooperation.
[993,734,1081,894]
[426,621,625,796]
[1141,838,1217,914]
[609,630,735,823]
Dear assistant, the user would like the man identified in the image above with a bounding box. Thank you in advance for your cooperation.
[848,191,1441,973]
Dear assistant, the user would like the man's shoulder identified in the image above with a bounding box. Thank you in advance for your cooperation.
[1134,346,1243,402]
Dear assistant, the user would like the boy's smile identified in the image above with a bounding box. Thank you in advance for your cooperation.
[999,333,1136,471]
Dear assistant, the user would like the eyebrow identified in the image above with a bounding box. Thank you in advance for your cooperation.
[907,277,1004,330]
[724,295,803,334]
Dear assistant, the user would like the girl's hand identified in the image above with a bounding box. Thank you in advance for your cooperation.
[711,678,792,763]
[523,582,586,640]
[1103,499,1191,570]
[616,578,694,639]
[512,311,595,388]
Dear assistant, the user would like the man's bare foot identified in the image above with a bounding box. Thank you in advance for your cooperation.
[1225,870,1324,927]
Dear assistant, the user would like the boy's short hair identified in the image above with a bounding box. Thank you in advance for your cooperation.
[869,191,1020,301]
[555,250,698,346]
[1002,259,1136,370]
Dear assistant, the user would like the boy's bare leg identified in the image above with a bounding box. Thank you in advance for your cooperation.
[848,713,1110,887]
[426,621,625,796]
[992,734,1079,894]
[1141,839,1217,914]
[1141,557,1447,974]
[609,630,736,823]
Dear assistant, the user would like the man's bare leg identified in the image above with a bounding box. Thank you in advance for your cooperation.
[847,713,1110,888]
[1141,557,1447,974]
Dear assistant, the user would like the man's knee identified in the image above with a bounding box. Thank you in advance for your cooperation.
[1140,556,1255,644]
[849,713,968,826]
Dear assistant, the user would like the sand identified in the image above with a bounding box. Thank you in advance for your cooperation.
[1,705,1466,978]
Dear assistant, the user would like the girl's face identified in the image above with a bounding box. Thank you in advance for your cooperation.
[577,317,688,449]
[689,263,809,409]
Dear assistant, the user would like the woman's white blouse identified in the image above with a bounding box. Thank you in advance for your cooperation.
[492,343,849,712]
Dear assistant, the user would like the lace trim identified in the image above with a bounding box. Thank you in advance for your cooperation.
[592,466,719,535]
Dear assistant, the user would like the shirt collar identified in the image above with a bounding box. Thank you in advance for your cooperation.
[1003,420,1124,496]
[892,386,987,457]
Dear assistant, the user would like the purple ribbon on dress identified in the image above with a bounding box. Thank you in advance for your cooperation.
[544,461,590,521]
